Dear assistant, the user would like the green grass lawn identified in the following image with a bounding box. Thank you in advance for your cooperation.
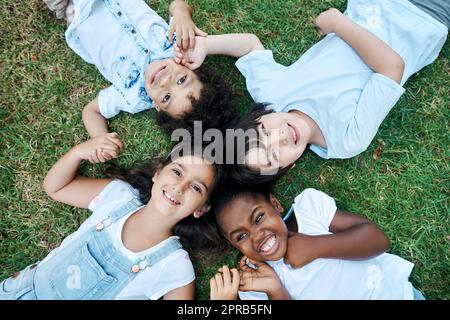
[0,0,448,300]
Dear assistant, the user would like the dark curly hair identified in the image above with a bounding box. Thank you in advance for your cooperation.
[106,142,225,251]
[226,103,294,186]
[156,65,236,134]
[206,180,275,241]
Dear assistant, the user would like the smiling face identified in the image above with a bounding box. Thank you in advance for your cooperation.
[217,194,288,262]
[245,112,311,175]
[144,59,203,118]
[151,155,215,220]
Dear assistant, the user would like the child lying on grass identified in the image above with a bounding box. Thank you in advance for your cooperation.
[208,183,425,300]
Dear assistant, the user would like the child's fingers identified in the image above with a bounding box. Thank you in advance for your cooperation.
[194,26,208,37]
[214,273,224,292]
[90,150,100,164]
[222,265,231,287]
[188,29,195,49]
[184,61,198,70]
[182,28,189,50]
[101,151,112,161]
[176,26,183,49]
[210,277,217,296]
[102,149,117,159]
[231,268,240,290]
[168,25,175,43]
[96,149,107,163]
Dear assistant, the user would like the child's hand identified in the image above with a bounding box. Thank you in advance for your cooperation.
[168,10,207,51]
[284,232,321,268]
[72,133,123,164]
[173,36,207,70]
[238,256,283,295]
[210,265,240,300]
[314,8,344,36]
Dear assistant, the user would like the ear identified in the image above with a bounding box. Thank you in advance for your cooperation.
[193,204,211,218]
[269,193,284,213]
[151,170,161,183]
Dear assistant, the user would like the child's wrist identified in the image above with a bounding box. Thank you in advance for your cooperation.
[68,146,85,162]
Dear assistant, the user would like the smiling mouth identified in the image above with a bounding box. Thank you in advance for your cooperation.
[287,124,299,144]
[258,234,279,256]
[163,190,181,206]
[151,65,167,85]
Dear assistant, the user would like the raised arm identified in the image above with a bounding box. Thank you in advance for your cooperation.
[43,133,122,208]
[284,209,390,268]
[314,8,405,83]
[82,97,109,138]
[173,33,264,69]
[168,0,208,50]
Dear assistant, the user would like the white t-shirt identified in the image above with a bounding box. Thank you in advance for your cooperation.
[40,180,195,300]
[239,188,415,300]
[236,0,447,159]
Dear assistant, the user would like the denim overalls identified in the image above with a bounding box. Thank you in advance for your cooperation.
[0,198,182,300]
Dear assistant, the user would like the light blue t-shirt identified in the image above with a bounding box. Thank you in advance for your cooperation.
[236,0,447,159]
[65,0,174,119]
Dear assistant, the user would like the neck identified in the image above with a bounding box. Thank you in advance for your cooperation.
[136,199,179,241]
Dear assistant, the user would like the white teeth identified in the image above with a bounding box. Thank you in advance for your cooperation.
[289,126,297,143]
[163,191,180,205]
[261,235,276,253]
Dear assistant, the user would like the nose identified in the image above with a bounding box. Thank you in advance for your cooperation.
[159,72,172,88]
[171,180,188,195]
[278,127,288,145]
[252,228,266,252]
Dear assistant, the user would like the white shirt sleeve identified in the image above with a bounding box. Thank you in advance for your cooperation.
[98,85,127,119]
[340,73,405,158]
[293,188,338,235]
[238,290,269,300]
[235,50,284,103]
[148,250,195,300]
[87,180,138,212]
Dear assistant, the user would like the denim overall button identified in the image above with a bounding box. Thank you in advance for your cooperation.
[117,11,122,16]
[131,29,136,34]
[96,223,105,231]
[131,265,140,273]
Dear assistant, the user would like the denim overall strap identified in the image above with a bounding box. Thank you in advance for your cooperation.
[93,197,183,274]
[103,0,150,57]
[32,197,184,299]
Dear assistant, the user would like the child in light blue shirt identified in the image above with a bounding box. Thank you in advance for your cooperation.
[225,0,448,184]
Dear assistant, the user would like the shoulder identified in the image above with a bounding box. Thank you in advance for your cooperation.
[88,179,140,212]
[294,188,333,207]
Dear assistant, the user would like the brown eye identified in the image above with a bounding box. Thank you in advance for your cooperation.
[237,233,247,242]
[177,75,187,85]
[255,213,264,224]
[163,93,171,103]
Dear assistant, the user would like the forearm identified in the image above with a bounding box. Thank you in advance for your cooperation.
[82,99,109,137]
[205,34,264,58]
[333,14,404,83]
[267,282,291,300]
[43,149,82,196]
[317,223,390,260]
[169,0,192,17]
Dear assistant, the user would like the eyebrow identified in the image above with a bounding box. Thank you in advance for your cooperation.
[228,205,260,239]
[174,162,209,191]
